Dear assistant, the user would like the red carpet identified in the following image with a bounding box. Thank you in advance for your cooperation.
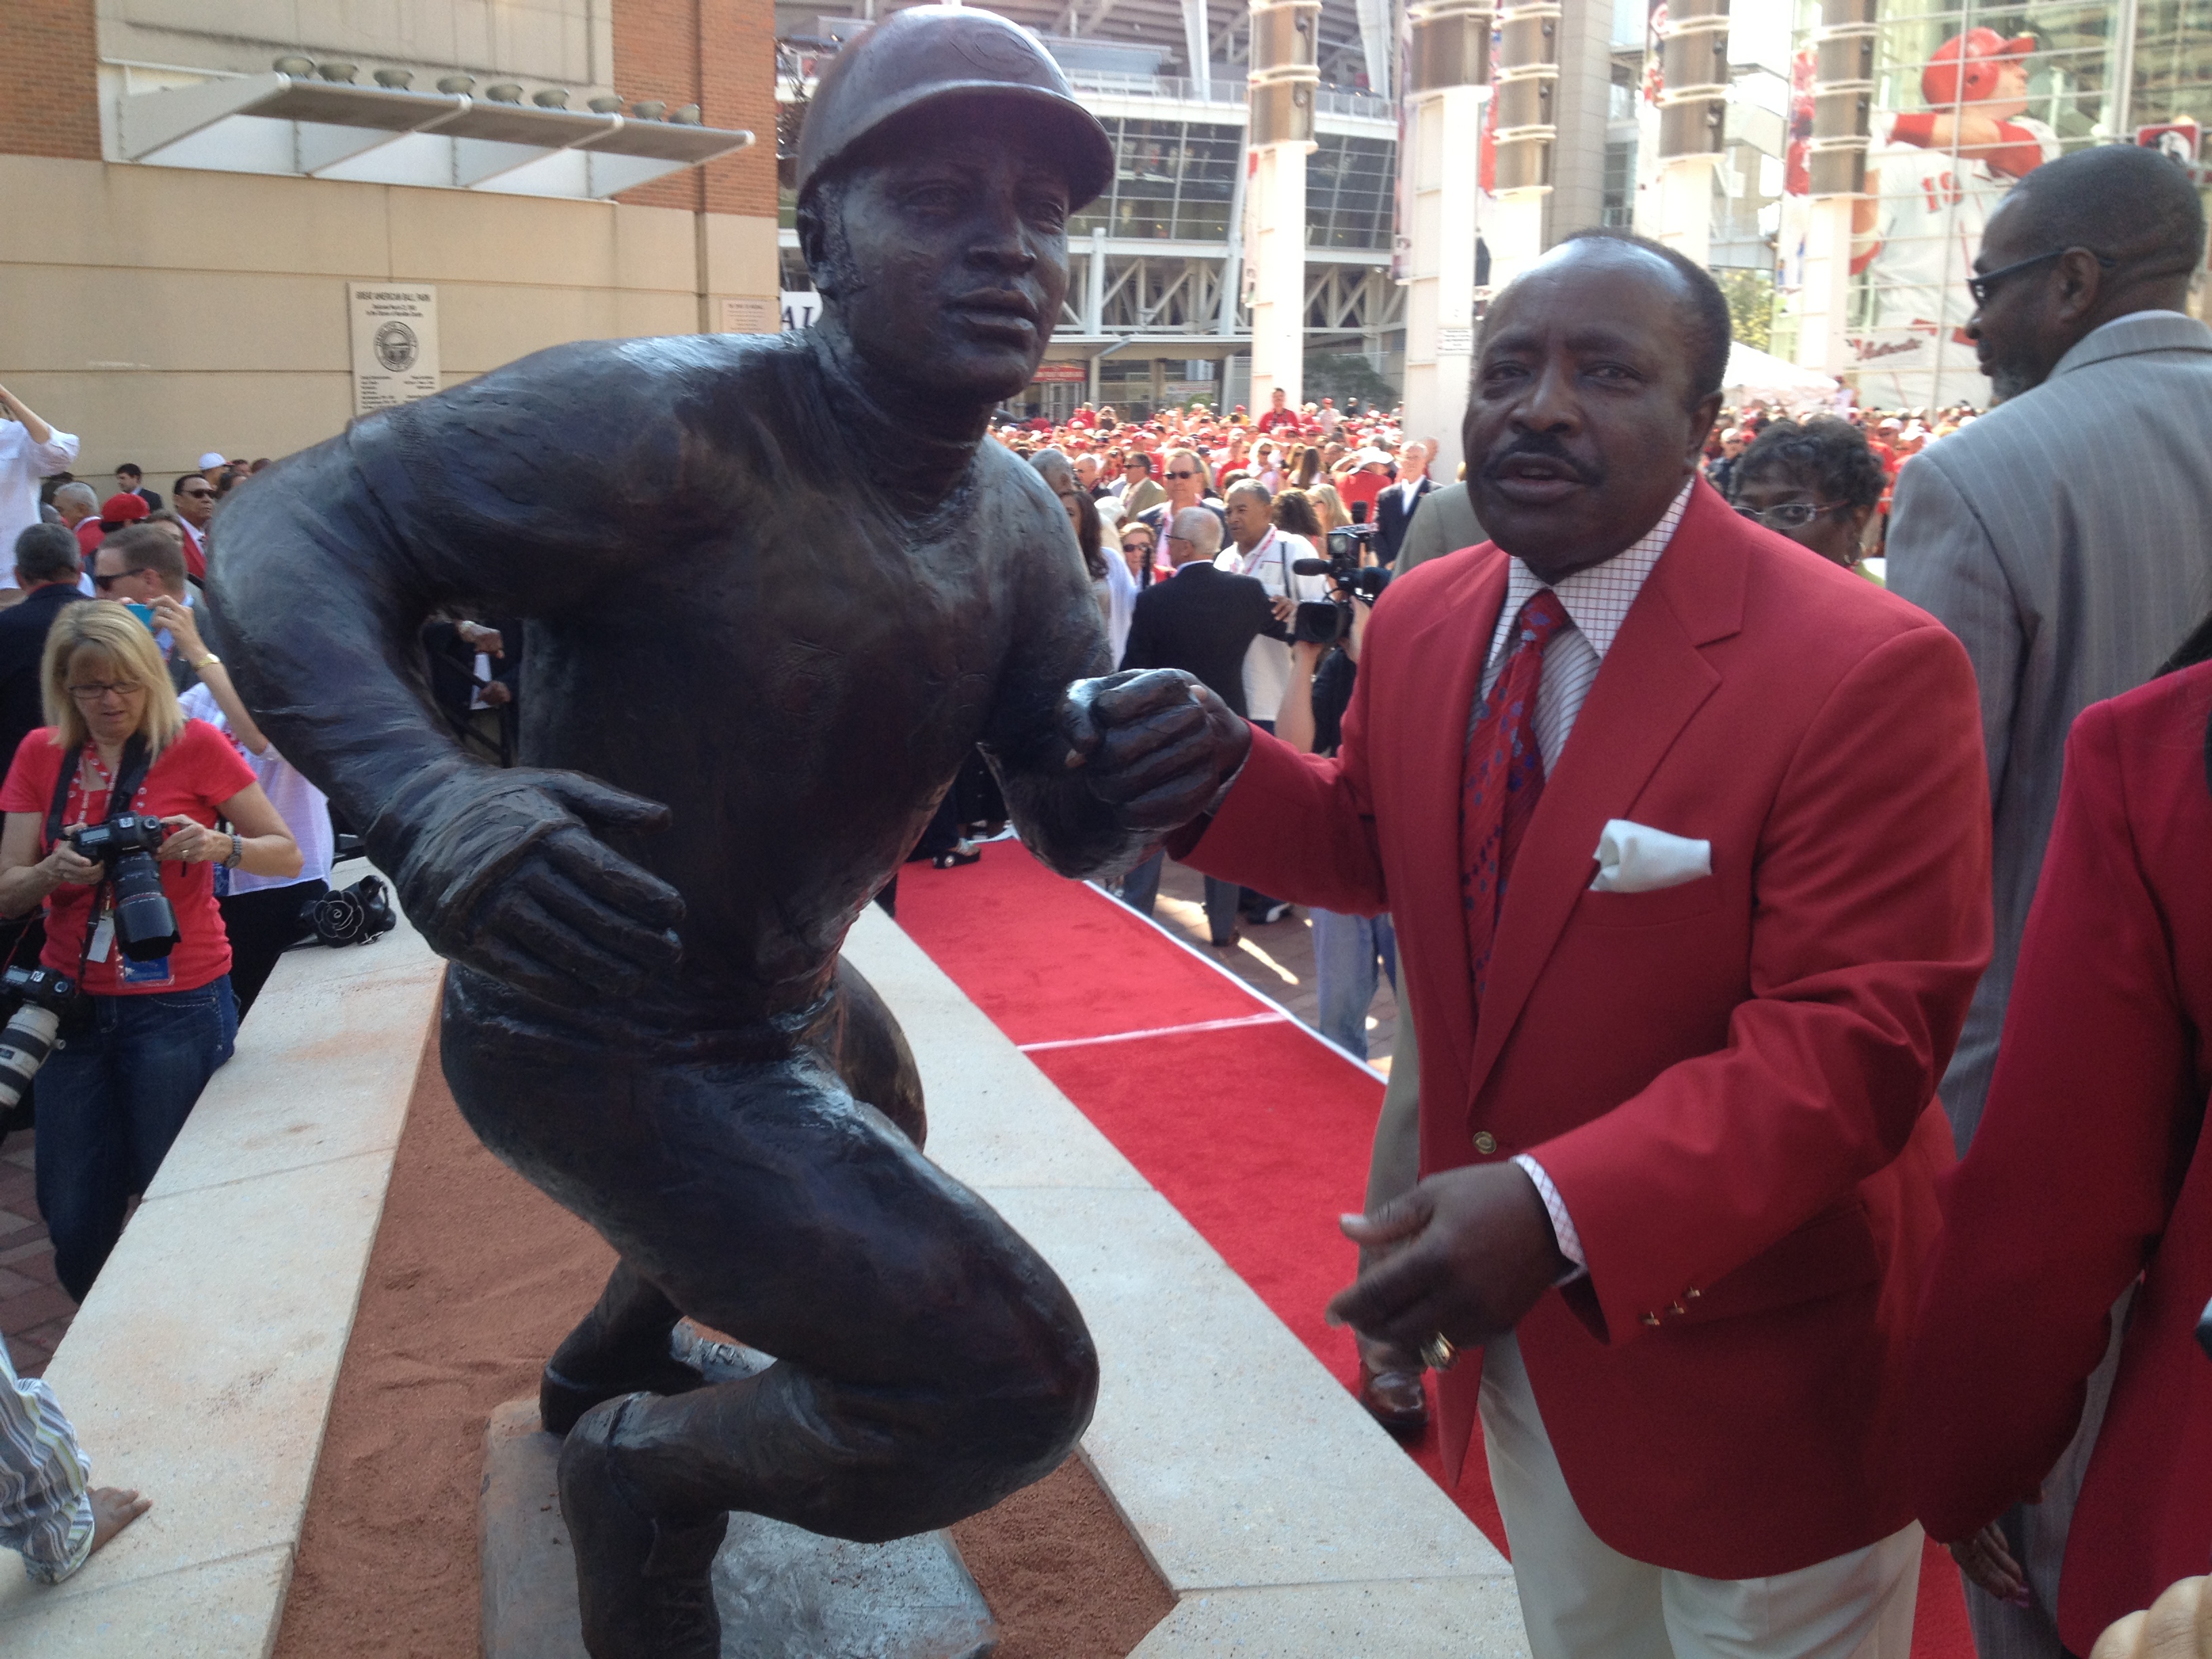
[894,841,1973,1658]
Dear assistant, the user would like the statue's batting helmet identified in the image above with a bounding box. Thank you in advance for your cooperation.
[1921,28,2036,110]
[796,7,1114,209]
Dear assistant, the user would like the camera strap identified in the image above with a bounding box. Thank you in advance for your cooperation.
[47,735,154,981]
[45,733,153,853]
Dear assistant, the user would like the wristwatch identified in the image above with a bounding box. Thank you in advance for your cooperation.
[224,834,243,869]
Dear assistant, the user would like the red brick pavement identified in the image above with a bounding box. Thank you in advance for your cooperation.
[0,1134,71,1379]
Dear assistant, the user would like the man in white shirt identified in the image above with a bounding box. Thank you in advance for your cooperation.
[0,386,79,594]
[1218,480,1330,926]
[1217,480,1328,728]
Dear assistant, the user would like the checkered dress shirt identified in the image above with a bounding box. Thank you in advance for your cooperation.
[1475,482,1694,767]
[1473,481,1694,1275]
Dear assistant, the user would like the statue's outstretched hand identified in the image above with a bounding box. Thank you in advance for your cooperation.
[1059,670,1250,834]
[377,766,685,1006]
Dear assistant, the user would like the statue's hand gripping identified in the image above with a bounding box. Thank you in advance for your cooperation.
[371,762,685,1006]
[1058,670,1252,834]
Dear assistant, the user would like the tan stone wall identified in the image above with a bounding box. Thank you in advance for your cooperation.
[0,155,776,491]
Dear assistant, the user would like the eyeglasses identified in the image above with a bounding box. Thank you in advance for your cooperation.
[1965,248,2118,308]
[1168,470,1198,480]
[178,486,215,499]
[1735,501,1847,530]
[66,682,147,704]
[92,569,152,591]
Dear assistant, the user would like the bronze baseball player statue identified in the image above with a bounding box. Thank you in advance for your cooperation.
[205,13,1244,1652]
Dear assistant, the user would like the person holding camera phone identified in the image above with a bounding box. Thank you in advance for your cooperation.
[0,602,298,1299]
[157,594,335,1021]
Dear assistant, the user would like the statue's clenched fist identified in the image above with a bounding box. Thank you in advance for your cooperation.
[1058,670,1251,835]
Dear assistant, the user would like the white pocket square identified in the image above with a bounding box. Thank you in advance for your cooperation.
[1589,819,1713,893]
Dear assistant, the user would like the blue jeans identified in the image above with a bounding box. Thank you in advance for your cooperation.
[35,977,237,1300]
[1118,853,1242,945]
[1313,909,1396,1059]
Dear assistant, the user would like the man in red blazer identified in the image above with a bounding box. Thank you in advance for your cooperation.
[1906,659,2212,1656]
[1059,230,1991,1655]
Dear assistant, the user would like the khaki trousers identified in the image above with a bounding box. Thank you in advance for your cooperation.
[1479,1334,1923,1659]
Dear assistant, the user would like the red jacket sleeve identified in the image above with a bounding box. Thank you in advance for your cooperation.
[1904,699,2192,1541]
[1170,647,1391,918]
[1534,623,1991,1342]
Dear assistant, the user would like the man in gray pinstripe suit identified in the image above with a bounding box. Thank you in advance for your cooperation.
[1889,142,2212,1659]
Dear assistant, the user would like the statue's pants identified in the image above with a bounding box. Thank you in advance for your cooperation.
[438,966,1100,1539]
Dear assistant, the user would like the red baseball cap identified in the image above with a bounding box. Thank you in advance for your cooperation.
[1922,28,2036,110]
[98,493,150,525]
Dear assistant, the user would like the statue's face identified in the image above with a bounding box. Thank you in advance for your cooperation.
[830,106,1074,407]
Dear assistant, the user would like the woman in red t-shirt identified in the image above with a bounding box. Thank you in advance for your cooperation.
[0,602,298,1299]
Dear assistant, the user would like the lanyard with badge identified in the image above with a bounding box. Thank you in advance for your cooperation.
[46,736,176,988]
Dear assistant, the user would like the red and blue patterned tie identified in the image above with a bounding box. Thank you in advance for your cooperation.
[1461,589,1570,1001]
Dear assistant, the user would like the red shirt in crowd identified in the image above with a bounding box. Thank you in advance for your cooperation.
[1336,467,1387,521]
[0,722,257,994]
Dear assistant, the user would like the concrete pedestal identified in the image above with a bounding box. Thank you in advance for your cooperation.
[480,1371,999,1659]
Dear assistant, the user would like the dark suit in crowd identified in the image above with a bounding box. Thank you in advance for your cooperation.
[0,583,84,765]
[1114,560,1271,941]
[1119,560,1269,716]
[0,579,82,1135]
[1372,474,1432,568]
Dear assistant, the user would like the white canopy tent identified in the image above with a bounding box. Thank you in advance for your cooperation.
[1723,342,1843,409]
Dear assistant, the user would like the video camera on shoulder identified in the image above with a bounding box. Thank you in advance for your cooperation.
[1291,501,1390,645]
[70,813,180,961]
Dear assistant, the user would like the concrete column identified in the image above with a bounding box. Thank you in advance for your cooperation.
[1085,224,1107,335]
[1246,0,1321,409]
[1219,142,1248,335]
[1401,77,1490,478]
[1183,0,1213,98]
[1246,140,1311,409]
[1800,0,1877,386]
[1486,0,1558,279]
[1651,155,1717,266]
[1355,0,1393,100]
[1650,0,1727,262]
[1793,193,1855,384]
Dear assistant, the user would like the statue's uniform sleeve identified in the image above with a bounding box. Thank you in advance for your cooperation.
[207,340,686,838]
[978,478,1150,879]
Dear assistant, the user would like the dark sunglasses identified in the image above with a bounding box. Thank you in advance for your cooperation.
[178,485,216,499]
[93,568,152,590]
[1965,247,2117,308]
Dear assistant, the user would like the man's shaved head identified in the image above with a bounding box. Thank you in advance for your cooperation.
[1971,144,2207,399]
[2005,143,2205,281]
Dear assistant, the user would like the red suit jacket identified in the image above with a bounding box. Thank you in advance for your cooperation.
[1176,479,1991,1576]
[1906,663,2212,1652]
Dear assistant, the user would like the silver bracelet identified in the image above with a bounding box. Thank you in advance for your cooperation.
[224,834,243,869]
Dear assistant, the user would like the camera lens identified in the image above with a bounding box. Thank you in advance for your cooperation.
[110,851,180,960]
[0,1002,60,1111]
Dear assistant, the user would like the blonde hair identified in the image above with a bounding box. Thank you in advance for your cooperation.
[41,601,186,757]
[1309,483,1350,531]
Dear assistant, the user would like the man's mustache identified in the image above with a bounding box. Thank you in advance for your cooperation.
[1479,434,1604,489]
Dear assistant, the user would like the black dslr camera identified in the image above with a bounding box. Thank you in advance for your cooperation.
[1292,503,1389,645]
[69,814,180,961]
[0,966,77,1113]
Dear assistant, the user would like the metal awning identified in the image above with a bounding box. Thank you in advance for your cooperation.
[119,73,754,199]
